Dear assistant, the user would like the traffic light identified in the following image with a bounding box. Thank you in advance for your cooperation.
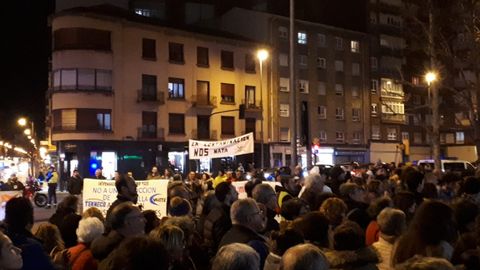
[239,104,246,119]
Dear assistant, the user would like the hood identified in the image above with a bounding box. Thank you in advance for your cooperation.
[325,246,379,269]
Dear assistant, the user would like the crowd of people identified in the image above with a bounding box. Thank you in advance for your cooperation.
[2,161,480,270]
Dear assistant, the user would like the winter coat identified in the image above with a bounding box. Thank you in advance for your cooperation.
[324,246,380,270]
[90,230,124,261]
[6,228,56,270]
[49,208,82,248]
[202,204,231,250]
[68,242,98,270]
[68,176,83,195]
[263,252,282,270]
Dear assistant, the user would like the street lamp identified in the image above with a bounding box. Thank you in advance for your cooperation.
[17,117,27,127]
[425,71,440,173]
[17,117,36,176]
[257,49,269,169]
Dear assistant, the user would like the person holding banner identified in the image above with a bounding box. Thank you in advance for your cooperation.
[146,166,162,180]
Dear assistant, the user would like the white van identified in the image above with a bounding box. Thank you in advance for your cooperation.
[417,159,476,175]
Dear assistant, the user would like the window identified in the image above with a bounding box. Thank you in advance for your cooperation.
[317,82,326,95]
[197,47,209,67]
[279,54,288,67]
[387,128,397,141]
[336,107,344,120]
[298,80,309,94]
[335,60,344,72]
[401,132,409,141]
[299,55,308,66]
[317,57,326,69]
[371,103,378,115]
[414,132,422,144]
[351,40,360,53]
[53,68,112,91]
[336,132,345,142]
[279,78,290,92]
[335,84,344,96]
[221,50,234,69]
[142,111,157,138]
[280,128,290,141]
[245,54,256,73]
[456,132,465,144]
[280,104,290,117]
[298,31,307,44]
[370,57,378,70]
[278,26,288,39]
[319,131,327,142]
[412,76,420,85]
[221,116,235,135]
[142,38,156,59]
[168,78,185,99]
[352,108,360,121]
[371,79,378,93]
[352,132,361,143]
[169,42,184,63]
[273,153,283,168]
[142,74,157,100]
[352,87,359,98]
[221,83,235,103]
[54,28,111,51]
[76,109,111,131]
[317,34,326,47]
[53,109,77,131]
[245,86,256,107]
[372,126,380,140]
[335,37,343,50]
[318,106,327,119]
[352,63,360,76]
[169,113,185,134]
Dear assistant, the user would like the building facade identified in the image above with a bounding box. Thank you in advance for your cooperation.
[48,6,269,178]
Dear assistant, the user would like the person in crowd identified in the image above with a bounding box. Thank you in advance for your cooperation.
[365,197,393,246]
[235,169,245,181]
[142,210,160,234]
[0,231,23,270]
[200,172,213,192]
[394,256,455,270]
[299,173,330,211]
[67,217,105,270]
[280,198,309,223]
[392,200,457,265]
[146,166,162,180]
[68,169,83,212]
[403,170,425,206]
[169,196,193,217]
[452,199,479,234]
[94,168,106,180]
[339,182,370,229]
[319,197,348,248]
[6,173,25,191]
[460,176,480,205]
[264,229,304,270]
[203,181,238,251]
[327,165,347,194]
[150,224,196,270]
[252,183,280,233]
[213,169,227,188]
[324,220,379,269]
[4,197,55,270]
[211,243,259,270]
[372,208,406,270]
[82,207,105,224]
[275,175,301,208]
[46,166,59,208]
[163,168,174,181]
[280,243,329,270]
[105,173,138,228]
[365,179,384,204]
[452,211,480,265]
[34,223,65,261]
[292,211,330,249]
[91,202,145,266]
[219,198,269,268]
[393,191,417,224]
[111,236,169,270]
[49,195,82,248]
[245,178,262,198]
[437,173,462,202]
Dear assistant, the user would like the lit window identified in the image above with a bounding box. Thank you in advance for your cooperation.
[318,106,327,119]
[371,103,378,115]
[298,31,307,44]
[387,128,397,140]
[298,80,309,94]
[456,132,465,144]
[279,77,290,92]
[280,128,290,141]
[351,40,360,53]
[335,107,344,120]
[335,84,344,96]
[280,104,290,117]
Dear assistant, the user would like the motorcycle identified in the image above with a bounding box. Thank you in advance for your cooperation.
[24,179,48,207]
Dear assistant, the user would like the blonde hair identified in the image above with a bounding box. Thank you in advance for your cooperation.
[319,197,348,226]
[82,207,105,223]
[149,224,184,253]
[34,223,64,253]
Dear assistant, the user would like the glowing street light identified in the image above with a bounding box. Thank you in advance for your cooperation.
[17,117,27,127]
[24,129,31,136]
[425,71,437,86]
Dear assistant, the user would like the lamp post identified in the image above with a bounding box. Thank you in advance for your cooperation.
[18,117,37,177]
[425,71,440,172]
[257,49,269,170]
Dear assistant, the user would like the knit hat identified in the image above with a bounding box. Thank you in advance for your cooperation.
[169,197,192,216]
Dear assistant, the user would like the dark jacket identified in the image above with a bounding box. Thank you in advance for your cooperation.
[67,175,83,195]
[6,228,55,270]
[345,199,371,230]
[105,195,131,231]
[91,230,125,261]
[203,204,231,250]
[263,208,280,234]
[49,208,82,248]
[324,246,379,270]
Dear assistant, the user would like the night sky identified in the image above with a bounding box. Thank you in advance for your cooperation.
[1,0,54,142]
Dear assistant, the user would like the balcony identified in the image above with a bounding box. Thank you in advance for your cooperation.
[137,90,165,104]
[381,113,405,124]
[191,95,217,108]
[243,99,263,112]
[137,127,165,140]
[380,89,404,100]
[191,129,217,140]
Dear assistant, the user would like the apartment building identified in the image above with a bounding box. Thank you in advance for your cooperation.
[220,8,371,166]
[48,5,269,178]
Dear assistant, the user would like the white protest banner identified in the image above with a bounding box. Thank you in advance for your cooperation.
[189,133,254,160]
[231,181,280,199]
[83,179,168,218]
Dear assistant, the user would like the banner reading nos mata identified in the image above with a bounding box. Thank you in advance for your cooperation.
[189,132,254,159]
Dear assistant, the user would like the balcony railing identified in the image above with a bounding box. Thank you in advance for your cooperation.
[190,95,217,108]
[137,90,165,104]
[137,127,165,140]
[242,99,262,111]
[191,129,217,140]
[381,113,405,123]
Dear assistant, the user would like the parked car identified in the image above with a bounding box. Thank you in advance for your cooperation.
[417,159,476,176]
